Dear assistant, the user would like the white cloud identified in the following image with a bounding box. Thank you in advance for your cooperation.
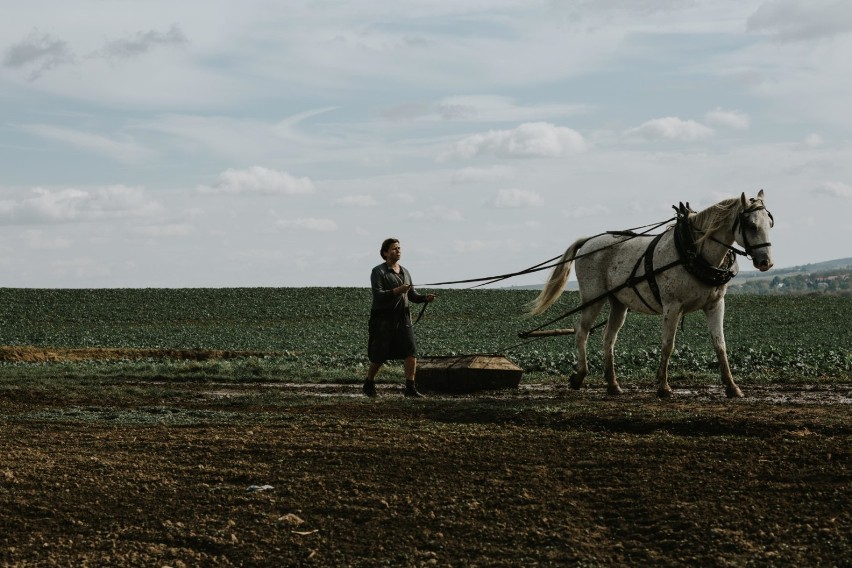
[277,218,337,231]
[491,189,543,208]
[48,257,112,280]
[563,204,611,219]
[406,206,463,222]
[451,165,515,185]
[385,95,590,123]
[627,117,714,141]
[134,223,195,237]
[441,122,587,161]
[452,239,490,253]
[333,195,377,207]
[22,229,71,249]
[18,124,154,164]
[747,0,852,42]
[705,107,751,130]
[804,133,824,147]
[812,181,852,198]
[0,185,160,225]
[198,166,314,195]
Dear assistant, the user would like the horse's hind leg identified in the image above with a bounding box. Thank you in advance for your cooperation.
[570,301,606,390]
[603,299,629,395]
[704,299,743,398]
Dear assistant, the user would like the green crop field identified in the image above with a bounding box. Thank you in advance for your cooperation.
[0,287,849,385]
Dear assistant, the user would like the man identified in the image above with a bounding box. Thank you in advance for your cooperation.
[364,238,436,397]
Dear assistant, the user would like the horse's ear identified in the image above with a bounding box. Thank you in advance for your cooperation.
[757,188,765,200]
[740,192,747,206]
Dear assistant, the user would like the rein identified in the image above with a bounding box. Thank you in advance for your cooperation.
[517,201,766,341]
[416,199,773,352]
[419,218,675,288]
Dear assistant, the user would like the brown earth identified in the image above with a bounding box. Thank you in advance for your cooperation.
[0,354,849,566]
[0,346,274,363]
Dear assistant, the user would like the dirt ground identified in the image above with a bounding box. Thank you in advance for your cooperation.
[1,369,849,566]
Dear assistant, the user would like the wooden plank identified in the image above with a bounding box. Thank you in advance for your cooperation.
[518,328,575,338]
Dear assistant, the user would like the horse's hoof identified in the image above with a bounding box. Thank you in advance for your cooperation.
[726,386,744,398]
[569,374,584,390]
[656,387,674,399]
[607,385,623,395]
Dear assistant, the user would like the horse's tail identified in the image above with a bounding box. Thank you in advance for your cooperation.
[527,237,589,316]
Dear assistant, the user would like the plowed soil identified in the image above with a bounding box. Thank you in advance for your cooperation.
[1,367,849,566]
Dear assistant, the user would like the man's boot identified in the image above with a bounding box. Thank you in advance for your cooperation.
[404,380,423,398]
[363,380,378,397]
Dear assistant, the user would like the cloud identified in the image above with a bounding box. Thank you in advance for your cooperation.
[22,229,71,250]
[705,107,751,130]
[0,185,160,225]
[451,165,515,185]
[451,238,522,254]
[804,133,824,147]
[406,206,463,222]
[95,24,189,60]
[563,204,611,219]
[452,240,491,253]
[4,25,188,81]
[133,223,195,237]
[18,124,154,164]
[747,0,852,42]
[198,166,314,195]
[812,181,852,198]
[441,122,587,161]
[333,195,377,207]
[48,257,112,280]
[491,189,543,208]
[3,30,73,80]
[627,117,714,141]
[384,95,589,123]
[277,218,338,231]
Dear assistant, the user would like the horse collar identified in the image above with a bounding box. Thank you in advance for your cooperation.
[673,205,737,287]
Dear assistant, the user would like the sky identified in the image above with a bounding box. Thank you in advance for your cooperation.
[1,0,851,289]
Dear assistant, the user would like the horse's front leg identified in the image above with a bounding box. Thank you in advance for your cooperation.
[603,299,629,395]
[656,306,682,398]
[704,299,743,398]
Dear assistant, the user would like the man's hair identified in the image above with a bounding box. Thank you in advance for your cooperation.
[380,238,399,259]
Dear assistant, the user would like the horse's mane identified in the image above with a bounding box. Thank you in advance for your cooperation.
[690,198,742,252]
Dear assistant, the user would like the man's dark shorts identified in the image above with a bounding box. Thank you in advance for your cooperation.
[368,309,416,364]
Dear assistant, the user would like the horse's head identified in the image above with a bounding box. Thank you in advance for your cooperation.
[735,189,774,272]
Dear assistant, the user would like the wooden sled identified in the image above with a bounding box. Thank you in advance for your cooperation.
[416,354,523,393]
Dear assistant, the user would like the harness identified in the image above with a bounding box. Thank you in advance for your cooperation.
[673,202,737,288]
[624,230,673,312]
[417,198,774,343]
[518,200,773,338]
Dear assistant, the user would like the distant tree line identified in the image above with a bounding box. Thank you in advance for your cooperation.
[729,269,851,296]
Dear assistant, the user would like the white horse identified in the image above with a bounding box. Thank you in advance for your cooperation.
[529,190,774,398]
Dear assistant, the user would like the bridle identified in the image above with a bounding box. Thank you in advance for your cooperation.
[711,200,774,260]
